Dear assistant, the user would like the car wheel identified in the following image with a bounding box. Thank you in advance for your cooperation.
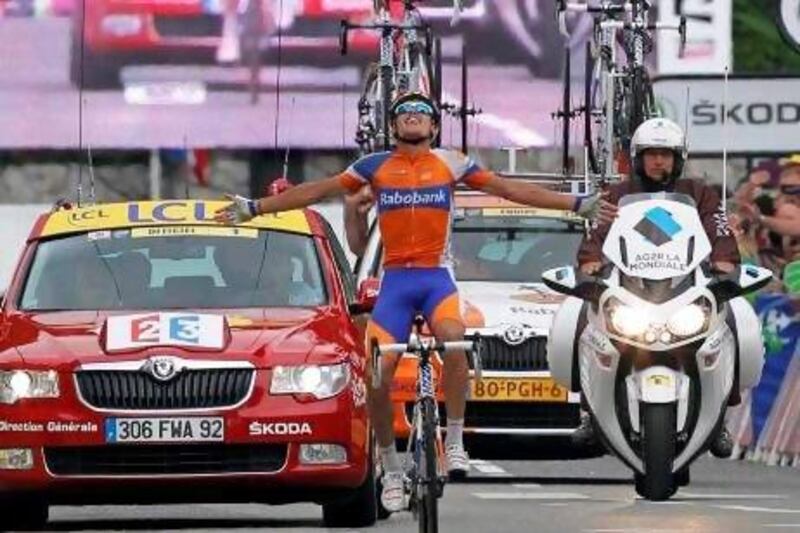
[321,456,378,528]
[0,495,49,531]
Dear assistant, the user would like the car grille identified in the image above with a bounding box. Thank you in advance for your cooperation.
[472,336,549,372]
[75,369,254,410]
[45,444,287,476]
[406,402,579,430]
[154,15,223,38]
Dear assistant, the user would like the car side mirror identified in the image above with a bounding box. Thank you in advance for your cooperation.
[541,266,604,303]
[349,277,380,315]
[709,264,772,304]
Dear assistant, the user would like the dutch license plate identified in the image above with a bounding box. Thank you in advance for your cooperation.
[105,417,224,443]
[470,378,568,402]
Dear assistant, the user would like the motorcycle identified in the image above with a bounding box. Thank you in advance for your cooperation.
[542,192,772,500]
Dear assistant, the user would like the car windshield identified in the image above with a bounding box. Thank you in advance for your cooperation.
[19,227,327,311]
[451,215,583,282]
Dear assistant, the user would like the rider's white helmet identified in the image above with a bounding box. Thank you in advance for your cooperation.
[630,118,686,180]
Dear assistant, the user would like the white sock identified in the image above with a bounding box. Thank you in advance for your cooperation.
[380,445,402,473]
[445,418,464,449]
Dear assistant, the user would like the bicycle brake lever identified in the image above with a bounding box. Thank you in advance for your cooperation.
[370,337,382,389]
[471,336,483,382]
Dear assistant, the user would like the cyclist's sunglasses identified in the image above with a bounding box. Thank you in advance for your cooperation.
[395,101,435,117]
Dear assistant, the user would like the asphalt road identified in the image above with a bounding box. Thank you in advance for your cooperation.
[21,455,800,533]
[0,17,563,150]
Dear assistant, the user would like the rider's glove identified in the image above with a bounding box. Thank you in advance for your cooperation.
[217,194,259,224]
[574,194,601,219]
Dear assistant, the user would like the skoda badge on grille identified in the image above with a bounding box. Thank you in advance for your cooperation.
[502,324,527,346]
[143,357,181,382]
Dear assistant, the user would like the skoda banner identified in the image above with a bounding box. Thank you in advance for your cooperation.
[653,75,800,155]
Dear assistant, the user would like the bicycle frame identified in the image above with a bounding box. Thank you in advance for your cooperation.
[372,325,481,532]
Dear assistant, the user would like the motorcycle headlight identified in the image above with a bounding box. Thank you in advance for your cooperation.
[0,370,60,405]
[666,299,710,338]
[270,363,350,400]
[605,298,650,338]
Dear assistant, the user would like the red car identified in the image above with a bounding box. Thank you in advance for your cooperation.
[0,200,376,530]
[70,0,378,88]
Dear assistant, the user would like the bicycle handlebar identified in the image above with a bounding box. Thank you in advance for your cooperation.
[378,340,475,354]
[370,335,484,389]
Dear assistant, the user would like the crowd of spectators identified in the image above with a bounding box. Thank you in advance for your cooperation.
[726,155,800,294]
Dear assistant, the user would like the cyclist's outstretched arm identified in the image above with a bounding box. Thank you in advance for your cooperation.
[475,173,577,211]
[255,177,348,215]
[214,176,353,223]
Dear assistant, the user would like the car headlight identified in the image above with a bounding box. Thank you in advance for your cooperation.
[270,363,350,400]
[666,299,711,338]
[605,298,650,338]
[0,370,59,404]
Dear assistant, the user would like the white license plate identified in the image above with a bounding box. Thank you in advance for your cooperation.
[105,417,224,443]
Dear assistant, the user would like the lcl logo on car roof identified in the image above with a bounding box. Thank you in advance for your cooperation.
[142,357,182,382]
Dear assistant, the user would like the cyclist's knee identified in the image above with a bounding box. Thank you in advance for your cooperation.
[431,318,465,342]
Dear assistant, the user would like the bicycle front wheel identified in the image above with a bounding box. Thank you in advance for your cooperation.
[418,397,439,533]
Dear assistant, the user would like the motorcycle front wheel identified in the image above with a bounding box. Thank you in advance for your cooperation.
[635,403,677,501]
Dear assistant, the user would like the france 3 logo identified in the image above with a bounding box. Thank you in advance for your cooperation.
[131,314,201,344]
[106,313,226,351]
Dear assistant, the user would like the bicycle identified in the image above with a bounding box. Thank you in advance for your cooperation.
[370,317,483,533]
[556,1,686,180]
[341,1,458,154]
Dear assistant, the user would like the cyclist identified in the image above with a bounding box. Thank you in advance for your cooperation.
[576,117,742,458]
[215,92,615,511]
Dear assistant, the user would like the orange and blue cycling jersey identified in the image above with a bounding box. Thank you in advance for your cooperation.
[338,148,495,344]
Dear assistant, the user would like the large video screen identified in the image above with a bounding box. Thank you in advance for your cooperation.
[0,0,600,150]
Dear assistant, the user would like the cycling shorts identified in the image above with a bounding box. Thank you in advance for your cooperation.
[367,267,462,344]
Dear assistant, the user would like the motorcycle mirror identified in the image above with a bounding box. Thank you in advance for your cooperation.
[708,265,772,304]
[541,267,604,303]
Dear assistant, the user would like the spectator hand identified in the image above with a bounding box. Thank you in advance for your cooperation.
[214,194,259,224]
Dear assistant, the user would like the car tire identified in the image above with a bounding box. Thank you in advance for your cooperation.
[0,495,49,531]
[321,457,378,528]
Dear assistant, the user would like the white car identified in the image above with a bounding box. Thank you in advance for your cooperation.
[356,191,585,441]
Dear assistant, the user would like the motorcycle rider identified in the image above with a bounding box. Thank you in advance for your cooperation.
[575,117,742,458]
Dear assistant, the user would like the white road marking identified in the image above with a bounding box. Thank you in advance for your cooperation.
[512,483,543,489]
[584,529,694,533]
[469,460,511,476]
[713,505,800,515]
[473,492,590,500]
[679,493,787,500]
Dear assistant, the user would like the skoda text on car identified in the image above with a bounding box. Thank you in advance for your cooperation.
[0,200,377,529]
[356,192,584,442]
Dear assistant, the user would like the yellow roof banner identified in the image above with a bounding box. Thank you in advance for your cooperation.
[38,201,312,238]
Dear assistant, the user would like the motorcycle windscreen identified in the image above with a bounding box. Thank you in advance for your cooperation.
[602,193,712,281]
